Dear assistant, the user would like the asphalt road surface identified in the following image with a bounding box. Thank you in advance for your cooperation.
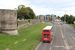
[61,24,75,50]
[35,23,75,50]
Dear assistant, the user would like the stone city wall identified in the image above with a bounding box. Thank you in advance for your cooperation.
[30,19,40,25]
[0,9,42,35]
[17,19,41,29]
[39,15,44,23]
[0,9,18,35]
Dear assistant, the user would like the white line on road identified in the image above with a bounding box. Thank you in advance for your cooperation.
[66,25,75,32]
[51,41,53,45]
[35,41,42,50]
[72,36,75,39]
[50,47,51,50]
[59,25,64,39]
[70,34,75,39]
[59,25,70,50]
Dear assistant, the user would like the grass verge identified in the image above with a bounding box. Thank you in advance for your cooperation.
[0,23,51,50]
[68,24,75,28]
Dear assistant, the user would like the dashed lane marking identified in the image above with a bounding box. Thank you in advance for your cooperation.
[50,47,51,50]
[59,25,70,50]
[66,25,75,32]
[51,41,53,45]
[70,33,75,39]
[72,36,75,39]
[35,41,42,50]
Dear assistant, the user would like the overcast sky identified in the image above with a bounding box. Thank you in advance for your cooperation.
[0,0,75,17]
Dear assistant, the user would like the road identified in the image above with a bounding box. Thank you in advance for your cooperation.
[35,23,75,50]
[61,24,75,50]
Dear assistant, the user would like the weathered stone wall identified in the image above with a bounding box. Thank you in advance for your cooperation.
[39,15,44,23]
[17,19,40,29]
[0,9,41,35]
[30,19,40,25]
[17,20,31,29]
[0,9,18,35]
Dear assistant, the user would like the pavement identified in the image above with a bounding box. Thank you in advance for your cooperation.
[35,22,75,50]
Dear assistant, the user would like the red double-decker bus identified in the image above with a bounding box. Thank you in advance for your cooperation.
[42,26,53,42]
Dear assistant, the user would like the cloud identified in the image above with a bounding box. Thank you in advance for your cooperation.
[0,0,75,16]
[0,0,27,9]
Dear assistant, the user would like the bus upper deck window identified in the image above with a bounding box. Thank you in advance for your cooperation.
[44,30,49,32]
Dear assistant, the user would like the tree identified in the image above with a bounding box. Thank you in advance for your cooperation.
[61,14,69,22]
[17,5,36,19]
[26,7,36,19]
[17,5,29,19]
[61,14,74,24]
[61,16,64,21]
[49,17,53,21]
[57,16,60,19]
[68,15,74,24]
[73,17,75,21]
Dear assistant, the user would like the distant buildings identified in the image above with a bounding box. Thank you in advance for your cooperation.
[37,14,56,22]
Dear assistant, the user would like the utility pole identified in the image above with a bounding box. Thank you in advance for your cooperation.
[59,10,71,38]
[60,10,72,50]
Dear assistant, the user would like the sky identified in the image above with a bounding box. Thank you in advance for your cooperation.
[0,0,75,17]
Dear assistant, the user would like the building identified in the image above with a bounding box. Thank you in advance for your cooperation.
[37,14,56,22]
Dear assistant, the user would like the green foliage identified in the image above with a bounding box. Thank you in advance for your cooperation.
[17,20,19,27]
[0,23,51,50]
[17,5,37,19]
[61,14,75,24]
[68,24,75,28]
[68,15,74,24]
[73,17,75,21]
[57,16,60,19]
[26,7,36,19]
[26,20,28,24]
[27,19,31,22]
[49,17,53,21]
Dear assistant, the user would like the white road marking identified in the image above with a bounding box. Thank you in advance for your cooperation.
[53,37,54,39]
[59,25,70,50]
[50,47,51,50]
[59,25,64,39]
[35,41,42,50]
[72,36,75,39]
[66,25,75,32]
[51,41,53,45]
[70,33,75,39]
[53,46,64,48]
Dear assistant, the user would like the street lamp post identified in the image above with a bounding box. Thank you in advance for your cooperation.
[59,10,71,39]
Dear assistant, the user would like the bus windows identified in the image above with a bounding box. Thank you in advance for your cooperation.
[44,34,49,36]
[44,30,49,32]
